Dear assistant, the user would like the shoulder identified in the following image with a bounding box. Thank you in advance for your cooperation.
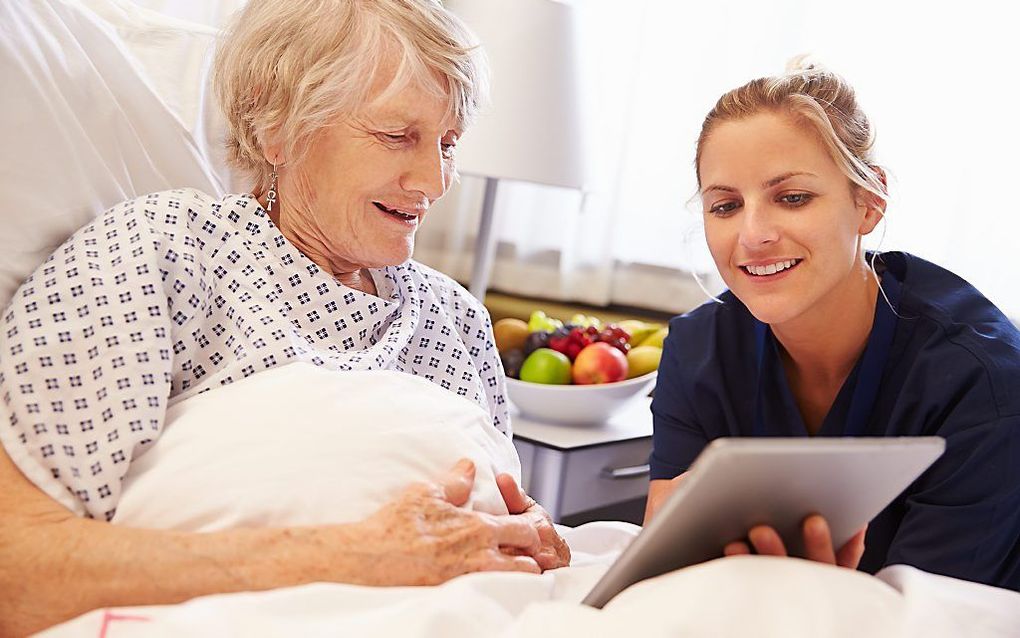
[665,290,756,367]
[883,251,1020,417]
[105,188,253,241]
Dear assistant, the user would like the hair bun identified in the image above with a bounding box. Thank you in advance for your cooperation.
[784,54,823,74]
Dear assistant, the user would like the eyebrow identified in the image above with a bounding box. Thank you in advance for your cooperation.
[702,171,818,195]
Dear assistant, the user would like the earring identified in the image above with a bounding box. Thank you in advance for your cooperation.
[266,164,278,212]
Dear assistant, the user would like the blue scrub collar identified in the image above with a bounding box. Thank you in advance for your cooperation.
[752,265,902,437]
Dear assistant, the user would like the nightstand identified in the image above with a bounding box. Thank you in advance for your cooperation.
[511,397,653,523]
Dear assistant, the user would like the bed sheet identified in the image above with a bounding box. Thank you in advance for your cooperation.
[41,522,1020,638]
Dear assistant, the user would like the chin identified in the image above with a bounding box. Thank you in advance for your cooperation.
[736,294,805,327]
[375,241,414,267]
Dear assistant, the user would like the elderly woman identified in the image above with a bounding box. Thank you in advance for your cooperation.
[0,0,568,633]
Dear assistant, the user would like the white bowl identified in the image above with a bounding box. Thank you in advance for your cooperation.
[505,371,657,426]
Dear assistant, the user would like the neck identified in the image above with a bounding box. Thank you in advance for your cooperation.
[771,257,879,387]
[257,192,378,296]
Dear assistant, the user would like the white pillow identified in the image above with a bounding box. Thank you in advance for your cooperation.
[112,363,521,531]
[0,0,225,310]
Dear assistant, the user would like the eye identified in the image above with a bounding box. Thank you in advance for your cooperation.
[377,132,409,145]
[778,192,813,207]
[440,142,456,159]
[707,201,740,217]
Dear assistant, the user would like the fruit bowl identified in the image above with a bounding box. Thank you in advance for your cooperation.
[505,371,657,426]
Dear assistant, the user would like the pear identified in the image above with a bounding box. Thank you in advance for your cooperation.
[638,326,669,349]
[618,320,663,347]
[626,345,662,378]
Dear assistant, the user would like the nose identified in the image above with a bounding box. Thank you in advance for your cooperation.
[400,142,448,202]
[738,199,780,250]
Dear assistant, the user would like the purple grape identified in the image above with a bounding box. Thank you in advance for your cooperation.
[523,331,551,356]
[501,348,526,379]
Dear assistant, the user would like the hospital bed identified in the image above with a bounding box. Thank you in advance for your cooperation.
[3,1,1019,636]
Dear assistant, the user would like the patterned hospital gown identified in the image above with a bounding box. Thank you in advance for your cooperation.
[0,189,509,520]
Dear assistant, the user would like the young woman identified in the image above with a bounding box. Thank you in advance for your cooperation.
[645,65,1020,590]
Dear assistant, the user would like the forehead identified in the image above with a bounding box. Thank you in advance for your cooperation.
[363,82,461,132]
[361,51,462,132]
[699,112,839,184]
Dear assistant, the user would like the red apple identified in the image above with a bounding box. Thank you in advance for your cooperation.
[572,342,629,384]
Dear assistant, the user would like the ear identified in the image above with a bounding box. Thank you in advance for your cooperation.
[258,127,286,168]
[856,166,887,236]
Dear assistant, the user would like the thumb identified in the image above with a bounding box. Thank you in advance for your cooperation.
[438,458,476,506]
[496,472,529,514]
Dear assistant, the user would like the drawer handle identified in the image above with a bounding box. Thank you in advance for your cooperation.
[600,463,651,480]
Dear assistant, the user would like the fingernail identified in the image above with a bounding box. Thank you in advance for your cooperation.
[457,458,475,473]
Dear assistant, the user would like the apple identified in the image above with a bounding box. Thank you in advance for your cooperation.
[572,342,628,385]
[520,348,573,384]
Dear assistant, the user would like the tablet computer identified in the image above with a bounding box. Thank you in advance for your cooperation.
[582,436,945,609]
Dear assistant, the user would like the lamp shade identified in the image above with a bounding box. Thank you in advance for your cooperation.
[445,0,587,190]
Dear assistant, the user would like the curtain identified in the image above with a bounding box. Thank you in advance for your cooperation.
[125,0,1020,317]
[418,0,1020,318]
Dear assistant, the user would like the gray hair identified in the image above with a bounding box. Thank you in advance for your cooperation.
[213,0,488,190]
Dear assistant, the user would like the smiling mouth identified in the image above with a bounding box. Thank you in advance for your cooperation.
[373,202,418,222]
[740,258,802,277]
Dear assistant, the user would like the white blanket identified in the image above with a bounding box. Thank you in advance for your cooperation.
[38,362,1020,637]
[42,522,1020,637]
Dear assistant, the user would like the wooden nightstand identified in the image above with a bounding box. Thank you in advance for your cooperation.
[511,397,653,523]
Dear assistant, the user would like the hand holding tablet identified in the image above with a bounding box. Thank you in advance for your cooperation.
[582,436,945,608]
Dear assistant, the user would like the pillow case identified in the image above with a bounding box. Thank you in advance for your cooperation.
[112,363,520,531]
[0,0,224,310]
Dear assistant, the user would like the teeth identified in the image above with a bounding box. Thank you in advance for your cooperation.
[745,259,799,276]
[375,202,416,220]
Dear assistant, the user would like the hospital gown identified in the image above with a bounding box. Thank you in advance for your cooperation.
[0,189,508,521]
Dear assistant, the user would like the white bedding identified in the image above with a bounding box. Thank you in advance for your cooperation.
[41,523,1020,637]
[43,363,1020,637]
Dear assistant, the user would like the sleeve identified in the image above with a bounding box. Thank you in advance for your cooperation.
[649,324,711,480]
[0,200,177,521]
[879,415,1020,589]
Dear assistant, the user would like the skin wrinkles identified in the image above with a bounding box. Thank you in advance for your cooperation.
[257,64,460,297]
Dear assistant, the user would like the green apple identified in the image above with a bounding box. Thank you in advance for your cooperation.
[519,348,572,384]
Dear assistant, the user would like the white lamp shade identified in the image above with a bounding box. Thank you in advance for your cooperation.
[445,0,587,190]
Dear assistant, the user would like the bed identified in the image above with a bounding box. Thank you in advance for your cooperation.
[4,1,1020,636]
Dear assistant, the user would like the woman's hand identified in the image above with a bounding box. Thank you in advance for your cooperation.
[495,473,571,570]
[723,514,867,569]
[355,459,544,585]
[644,473,688,524]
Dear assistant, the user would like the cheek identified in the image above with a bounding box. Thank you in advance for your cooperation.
[703,219,734,264]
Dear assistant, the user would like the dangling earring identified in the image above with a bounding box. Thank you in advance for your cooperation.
[266,163,278,212]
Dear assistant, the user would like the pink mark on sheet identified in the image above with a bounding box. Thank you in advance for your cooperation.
[97,609,151,638]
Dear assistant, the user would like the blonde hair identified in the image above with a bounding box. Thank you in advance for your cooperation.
[695,58,887,205]
[213,0,487,191]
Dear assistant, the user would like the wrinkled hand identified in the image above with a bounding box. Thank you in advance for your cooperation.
[358,459,542,585]
[723,514,867,569]
[496,473,571,571]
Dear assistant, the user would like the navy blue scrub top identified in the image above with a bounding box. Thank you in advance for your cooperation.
[649,252,1020,590]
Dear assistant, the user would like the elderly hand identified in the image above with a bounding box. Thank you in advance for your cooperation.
[356,459,543,585]
[723,514,867,569]
[495,473,571,571]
